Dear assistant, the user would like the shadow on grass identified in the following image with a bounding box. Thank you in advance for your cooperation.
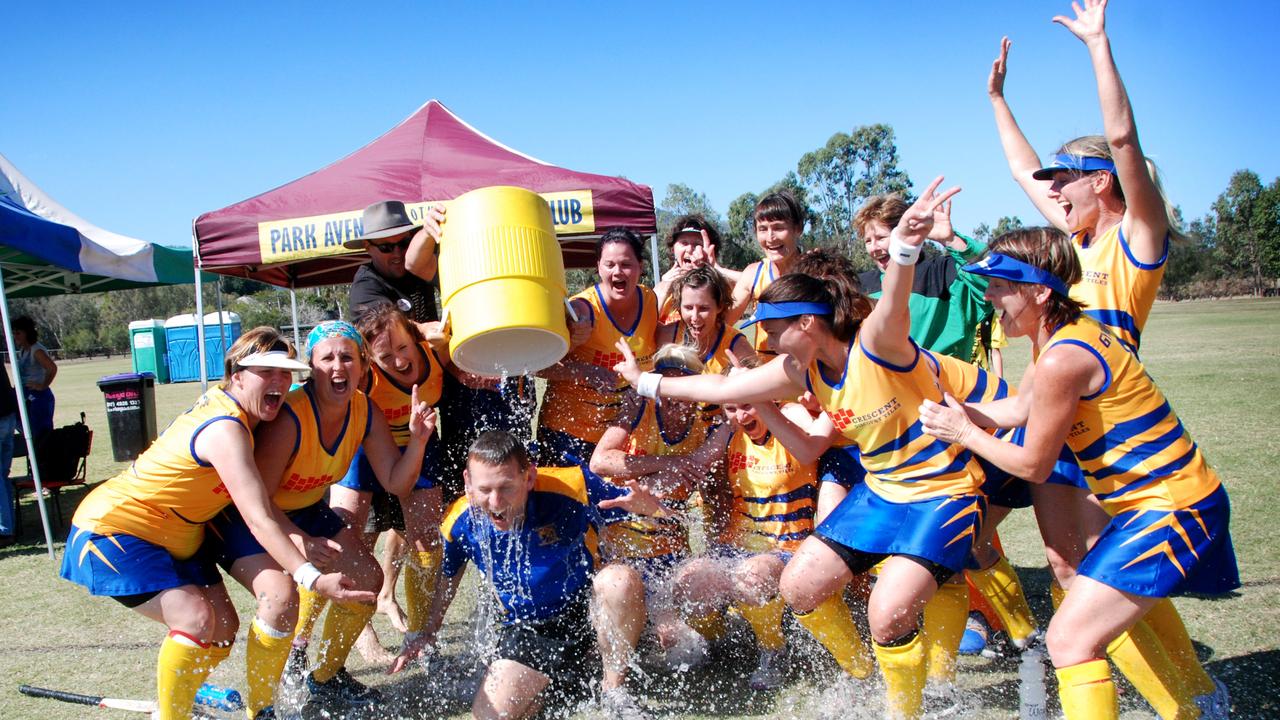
[1208,649,1280,718]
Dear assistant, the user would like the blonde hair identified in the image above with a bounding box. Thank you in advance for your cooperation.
[989,227,1086,330]
[223,327,296,381]
[652,343,704,376]
[1056,135,1185,242]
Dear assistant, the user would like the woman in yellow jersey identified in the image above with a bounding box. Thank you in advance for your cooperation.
[671,392,818,691]
[61,328,375,720]
[655,265,756,376]
[588,344,732,671]
[615,178,970,719]
[210,321,435,717]
[537,228,659,467]
[654,216,743,323]
[920,229,1238,719]
[725,191,806,353]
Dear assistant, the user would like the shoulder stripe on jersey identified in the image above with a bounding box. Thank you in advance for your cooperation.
[1049,338,1114,400]
[189,415,249,467]
[534,467,590,505]
[441,496,471,543]
[281,403,302,461]
[860,337,919,374]
[1117,226,1170,271]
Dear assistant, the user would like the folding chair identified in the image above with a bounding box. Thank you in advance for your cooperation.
[12,412,93,529]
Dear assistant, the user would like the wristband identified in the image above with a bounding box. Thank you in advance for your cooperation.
[292,562,322,591]
[635,371,662,400]
[888,230,922,266]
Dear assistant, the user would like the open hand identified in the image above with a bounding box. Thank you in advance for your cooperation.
[918,393,974,445]
[300,535,342,568]
[612,338,643,386]
[388,634,434,674]
[598,481,667,518]
[314,572,378,604]
[988,37,1011,99]
[1053,0,1108,47]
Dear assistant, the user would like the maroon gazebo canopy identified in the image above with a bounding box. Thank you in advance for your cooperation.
[193,100,656,287]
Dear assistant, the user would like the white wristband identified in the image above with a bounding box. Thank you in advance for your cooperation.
[888,230,922,266]
[635,371,662,400]
[292,562,322,591]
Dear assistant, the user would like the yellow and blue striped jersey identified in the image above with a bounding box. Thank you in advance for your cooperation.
[272,384,371,511]
[926,350,1013,406]
[723,428,817,552]
[1045,317,1220,514]
[1071,223,1167,352]
[540,284,658,443]
[805,337,984,502]
[71,385,251,559]
[747,261,780,353]
[441,466,600,624]
[367,340,443,447]
[594,399,714,559]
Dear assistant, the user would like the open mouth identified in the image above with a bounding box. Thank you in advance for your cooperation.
[331,377,349,393]
[263,391,283,413]
[609,278,628,293]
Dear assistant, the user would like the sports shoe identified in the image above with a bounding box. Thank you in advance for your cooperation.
[251,707,275,720]
[749,648,786,691]
[1195,675,1231,719]
[599,686,653,720]
[922,682,970,719]
[305,668,383,709]
[958,613,989,656]
[659,629,709,672]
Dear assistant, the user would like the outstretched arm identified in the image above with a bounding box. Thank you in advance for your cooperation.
[614,342,807,405]
[1055,0,1168,262]
[988,37,1069,231]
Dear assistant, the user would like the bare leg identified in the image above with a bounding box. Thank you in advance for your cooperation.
[592,563,647,691]
[471,659,548,720]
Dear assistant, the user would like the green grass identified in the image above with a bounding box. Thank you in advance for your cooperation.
[2,299,1277,719]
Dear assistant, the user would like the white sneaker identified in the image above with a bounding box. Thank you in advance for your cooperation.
[599,686,653,720]
[660,630,709,672]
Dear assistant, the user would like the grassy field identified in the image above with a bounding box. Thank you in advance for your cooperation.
[1,298,1277,719]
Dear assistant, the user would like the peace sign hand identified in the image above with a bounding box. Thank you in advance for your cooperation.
[895,176,963,247]
[988,37,1012,99]
[1054,0,1108,47]
[612,339,643,386]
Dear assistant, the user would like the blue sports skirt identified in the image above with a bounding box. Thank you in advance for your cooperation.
[61,525,221,596]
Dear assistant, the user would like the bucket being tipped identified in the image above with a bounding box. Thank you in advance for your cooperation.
[437,186,569,377]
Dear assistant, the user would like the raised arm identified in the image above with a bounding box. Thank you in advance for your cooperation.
[724,261,761,326]
[1055,0,1168,261]
[405,205,444,282]
[363,390,437,497]
[988,37,1069,231]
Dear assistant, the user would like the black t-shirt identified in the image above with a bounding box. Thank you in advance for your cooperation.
[349,263,439,323]
[0,362,16,417]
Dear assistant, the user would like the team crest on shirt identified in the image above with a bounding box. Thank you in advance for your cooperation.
[535,525,560,545]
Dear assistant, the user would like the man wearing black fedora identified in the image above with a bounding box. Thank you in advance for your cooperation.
[346,200,441,324]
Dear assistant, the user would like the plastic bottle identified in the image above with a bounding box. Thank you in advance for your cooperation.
[1019,646,1048,720]
[194,683,244,712]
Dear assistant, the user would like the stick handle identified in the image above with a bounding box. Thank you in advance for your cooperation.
[18,685,102,706]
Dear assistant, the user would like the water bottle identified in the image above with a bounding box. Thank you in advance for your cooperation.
[194,683,244,712]
[1018,646,1048,720]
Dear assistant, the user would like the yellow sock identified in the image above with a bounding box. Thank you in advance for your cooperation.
[1056,659,1118,720]
[404,548,442,635]
[155,632,224,720]
[1050,582,1066,610]
[1143,598,1215,697]
[293,586,327,643]
[922,580,968,685]
[245,618,295,716]
[312,600,376,683]
[1107,620,1198,719]
[794,594,873,679]
[873,631,927,720]
[967,556,1038,646]
[736,597,786,652]
[684,608,727,642]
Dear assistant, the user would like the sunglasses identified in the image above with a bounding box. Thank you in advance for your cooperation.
[370,236,413,254]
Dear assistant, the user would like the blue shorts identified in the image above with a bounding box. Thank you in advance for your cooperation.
[1078,485,1239,598]
[818,445,865,489]
[205,502,347,568]
[815,483,986,575]
[335,439,439,493]
[534,428,597,469]
[61,525,221,597]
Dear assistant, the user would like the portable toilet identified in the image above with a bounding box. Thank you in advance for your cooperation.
[164,314,201,383]
[128,320,168,383]
[202,312,243,381]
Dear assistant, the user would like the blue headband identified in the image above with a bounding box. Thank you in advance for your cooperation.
[305,320,364,360]
[740,301,835,327]
[963,253,1072,297]
[1031,153,1117,180]
[653,356,700,376]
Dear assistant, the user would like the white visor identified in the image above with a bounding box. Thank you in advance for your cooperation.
[237,350,310,372]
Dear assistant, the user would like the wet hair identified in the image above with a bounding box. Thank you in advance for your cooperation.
[595,228,646,265]
[669,265,731,328]
[753,191,806,230]
[11,316,37,344]
[468,430,531,472]
[759,270,872,343]
[852,194,910,239]
[1055,135,1185,242]
[793,247,861,282]
[355,301,423,349]
[665,214,721,252]
[224,326,296,381]
[652,342,705,376]
[989,227,1086,330]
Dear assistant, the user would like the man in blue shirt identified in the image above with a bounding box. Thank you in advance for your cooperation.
[392,430,650,720]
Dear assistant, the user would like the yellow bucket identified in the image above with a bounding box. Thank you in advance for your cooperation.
[438,186,569,376]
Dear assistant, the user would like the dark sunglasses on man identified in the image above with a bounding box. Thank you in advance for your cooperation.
[370,235,413,254]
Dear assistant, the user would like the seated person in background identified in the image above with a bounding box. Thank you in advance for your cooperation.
[654,215,743,322]
[670,389,820,691]
[394,431,651,720]
[588,344,732,671]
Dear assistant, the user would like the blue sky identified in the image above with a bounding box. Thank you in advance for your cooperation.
[4,2,1276,252]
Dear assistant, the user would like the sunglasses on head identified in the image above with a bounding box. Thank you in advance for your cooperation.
[370,236,413,254]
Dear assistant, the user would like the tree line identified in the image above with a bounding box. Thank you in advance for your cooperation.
[12,124,1278,355]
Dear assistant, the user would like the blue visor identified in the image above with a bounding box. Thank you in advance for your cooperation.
[740,301,834,327]
[962,253,1071,297]
[1031,153,1117,180]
